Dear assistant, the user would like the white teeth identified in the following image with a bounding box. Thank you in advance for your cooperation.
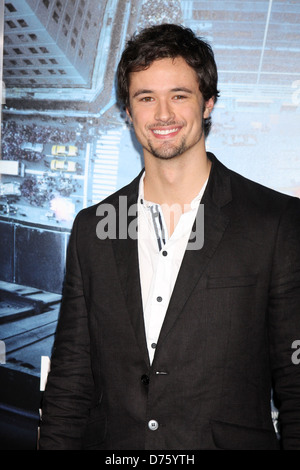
[153,128,178,135]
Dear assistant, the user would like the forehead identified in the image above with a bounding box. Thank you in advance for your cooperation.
[128,57,199,93]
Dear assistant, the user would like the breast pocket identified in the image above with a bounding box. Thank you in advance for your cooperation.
[207,274,258,289]
[203,273,259,329]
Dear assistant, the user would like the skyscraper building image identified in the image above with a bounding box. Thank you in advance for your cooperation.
[3,0,104,88]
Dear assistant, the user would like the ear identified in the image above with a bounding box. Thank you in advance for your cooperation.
[126,107,132,121]
[203,97,215,119]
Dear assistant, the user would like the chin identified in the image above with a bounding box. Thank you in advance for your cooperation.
[148,141,188,160]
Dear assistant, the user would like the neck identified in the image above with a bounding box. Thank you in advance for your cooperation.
[143,150,211,207]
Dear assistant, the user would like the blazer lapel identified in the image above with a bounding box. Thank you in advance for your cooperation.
[110,172,150,367]
[156,155,232,349]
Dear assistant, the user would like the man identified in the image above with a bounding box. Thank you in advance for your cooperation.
[39,24,300,450]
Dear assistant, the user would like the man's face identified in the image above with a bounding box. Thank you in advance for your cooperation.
[127,56,214,161]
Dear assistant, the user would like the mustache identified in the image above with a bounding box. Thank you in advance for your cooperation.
[147,121,184,129]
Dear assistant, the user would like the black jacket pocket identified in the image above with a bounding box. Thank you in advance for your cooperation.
[211,420,280,450]
[83,402,107,449]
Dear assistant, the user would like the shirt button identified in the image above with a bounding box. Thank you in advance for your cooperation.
[151,343,156,349]
[156,296,162,302]
[141,374,149,385]
[148,420,159,431]
[162,250,168,256]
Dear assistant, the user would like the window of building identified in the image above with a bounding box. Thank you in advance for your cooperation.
[13,48,23,54]
[6,3,17,13]
[6,20,17,28]
[50,58,58,64]
[56,1,62,12]
[48,69,56,75]
[39,59,47,64]
[40,47,49,53]
[52,11,59,23]
[29,47,38,54]
[29,34,37,41]
[18,19,28,28]
[23,59,33,65]
[64,13,71,24]
[58,69,66,75]
[34,69,42,75]
[43,0,50,8]
[71,38,76,48]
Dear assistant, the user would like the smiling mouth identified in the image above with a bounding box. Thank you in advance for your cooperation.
[152,128,179,135]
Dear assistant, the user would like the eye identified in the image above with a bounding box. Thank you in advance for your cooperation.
[173,95,187,100]
[140,96,154,102]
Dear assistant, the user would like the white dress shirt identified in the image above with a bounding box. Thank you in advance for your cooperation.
[137,173,207,363]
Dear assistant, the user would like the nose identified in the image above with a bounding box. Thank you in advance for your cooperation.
[154,99,175,122]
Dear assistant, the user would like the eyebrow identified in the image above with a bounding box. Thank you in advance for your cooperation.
[132,89,153,98]
[171,87,193,94]
[132,87,193,98]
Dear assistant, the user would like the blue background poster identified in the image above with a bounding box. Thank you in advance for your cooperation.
[0,0,299,449]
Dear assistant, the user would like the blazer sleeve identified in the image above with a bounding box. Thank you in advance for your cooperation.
[39,211,95,450]
[268,197,300,449]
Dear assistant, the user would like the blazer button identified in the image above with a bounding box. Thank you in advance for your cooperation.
[148,420,159,431]
[141,374,149,385]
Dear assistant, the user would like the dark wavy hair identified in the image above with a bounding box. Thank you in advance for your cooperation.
[117,23,220,137]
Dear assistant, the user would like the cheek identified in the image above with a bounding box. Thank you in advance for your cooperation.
[184,107,203,131]
[131,109,151,132]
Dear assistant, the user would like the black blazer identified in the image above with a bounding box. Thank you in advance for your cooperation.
[40,154,300,450]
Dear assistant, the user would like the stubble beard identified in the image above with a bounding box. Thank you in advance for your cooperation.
[146,136,188,160]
